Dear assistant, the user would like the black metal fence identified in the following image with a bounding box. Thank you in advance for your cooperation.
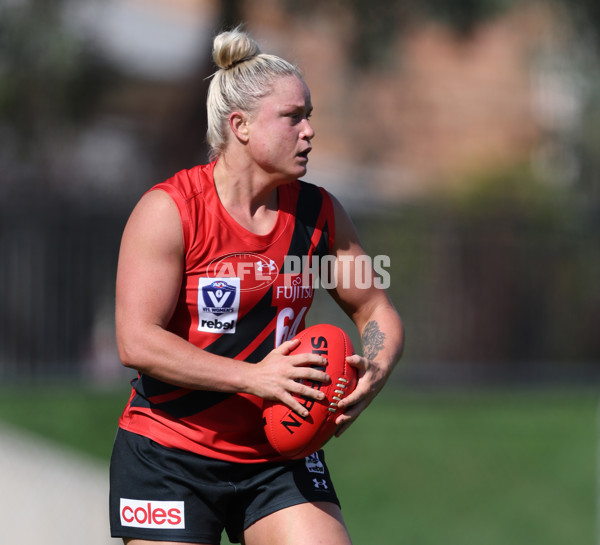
[0,195,127,382]
[1,195,599,386]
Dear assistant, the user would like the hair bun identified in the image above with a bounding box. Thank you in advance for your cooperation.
[212,27,261,70]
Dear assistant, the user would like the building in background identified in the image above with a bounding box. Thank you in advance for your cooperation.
[55,1,585,203]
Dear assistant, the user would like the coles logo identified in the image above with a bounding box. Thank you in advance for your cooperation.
[120,499,185,529]
[206,252,278,292]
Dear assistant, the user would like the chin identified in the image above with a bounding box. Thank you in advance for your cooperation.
[266,162,308,183]
[294,163,309,179]
[279,167,307,182]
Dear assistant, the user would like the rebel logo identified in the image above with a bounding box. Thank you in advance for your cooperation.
[119,499,185,529]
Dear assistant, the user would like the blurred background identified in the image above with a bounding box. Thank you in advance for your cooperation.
[2,0,600,386]
[0,1,599,544]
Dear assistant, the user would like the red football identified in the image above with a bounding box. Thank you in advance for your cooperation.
[263,323,358,459]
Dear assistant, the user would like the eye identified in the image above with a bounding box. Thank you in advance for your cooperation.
[287,112,303,123]
[287,110,312,124]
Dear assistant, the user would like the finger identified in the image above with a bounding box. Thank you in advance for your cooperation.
[336,373,372,410]
[336,387,362,411]
[283,392,312,418]
[273,338,301,354]
[289,353,328,368]
[281,387,324,417]
[292,367,330,384]
[289,380,327,402]
[346,354,368,372]
[334,409,359,437]
[334,421,351,437]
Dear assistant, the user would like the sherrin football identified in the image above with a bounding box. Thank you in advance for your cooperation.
[263,324,358,459]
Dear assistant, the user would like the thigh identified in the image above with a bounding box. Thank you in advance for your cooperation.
[231,450,342,542]
[110,429,231,544]
[242,501,352,545]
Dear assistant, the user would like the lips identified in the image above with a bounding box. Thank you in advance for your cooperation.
[297,147,312,160]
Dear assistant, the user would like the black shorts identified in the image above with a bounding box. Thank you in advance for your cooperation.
[109,429,340,544]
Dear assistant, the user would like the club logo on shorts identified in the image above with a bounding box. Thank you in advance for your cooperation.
[120,499,185,529]
[305,452,325,474]
[197,278,240,334]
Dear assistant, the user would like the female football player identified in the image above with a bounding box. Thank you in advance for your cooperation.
[109,25,404,545]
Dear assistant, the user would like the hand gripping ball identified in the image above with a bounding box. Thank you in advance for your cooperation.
[263,324,358,459]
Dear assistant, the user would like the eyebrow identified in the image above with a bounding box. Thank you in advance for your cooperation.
[281,103,313,114]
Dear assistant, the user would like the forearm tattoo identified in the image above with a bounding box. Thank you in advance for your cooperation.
[361,320,386,361]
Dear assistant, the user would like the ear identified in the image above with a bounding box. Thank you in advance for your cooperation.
[229,112,250,144]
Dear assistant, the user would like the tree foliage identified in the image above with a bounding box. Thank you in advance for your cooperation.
[0,0,116,171]
[283,0,516,69]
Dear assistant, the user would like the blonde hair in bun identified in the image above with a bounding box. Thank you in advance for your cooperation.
[206,26,303,160]
[211,28,260,70]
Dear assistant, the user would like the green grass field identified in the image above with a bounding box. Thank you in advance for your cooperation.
[0,386,596,545]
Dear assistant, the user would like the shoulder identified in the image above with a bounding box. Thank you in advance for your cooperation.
[151,162,214,201]
[120,188,184,266]
[123,162,216,253]
[144,162,216,250]
[126,188,182,236]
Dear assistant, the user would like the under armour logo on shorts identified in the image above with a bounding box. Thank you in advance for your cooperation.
[312,478,328,489]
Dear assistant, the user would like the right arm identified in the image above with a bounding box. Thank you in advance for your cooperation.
[115,189,327,417]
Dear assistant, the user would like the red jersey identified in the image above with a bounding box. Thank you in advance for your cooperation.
[118,161,336,462]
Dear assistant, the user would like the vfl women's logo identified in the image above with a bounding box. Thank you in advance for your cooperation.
[202,281,237,316]
[197,278,240,334]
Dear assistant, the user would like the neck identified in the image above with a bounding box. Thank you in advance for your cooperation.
[213,156,282,235]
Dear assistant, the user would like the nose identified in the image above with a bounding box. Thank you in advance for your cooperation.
[301,118,315,141]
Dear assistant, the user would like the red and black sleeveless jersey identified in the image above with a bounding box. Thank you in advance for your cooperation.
[118,161,336,463]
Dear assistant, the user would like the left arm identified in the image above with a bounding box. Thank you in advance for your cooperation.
[327,195,405,435]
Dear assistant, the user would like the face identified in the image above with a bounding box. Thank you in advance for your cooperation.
[245,75,315,181]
